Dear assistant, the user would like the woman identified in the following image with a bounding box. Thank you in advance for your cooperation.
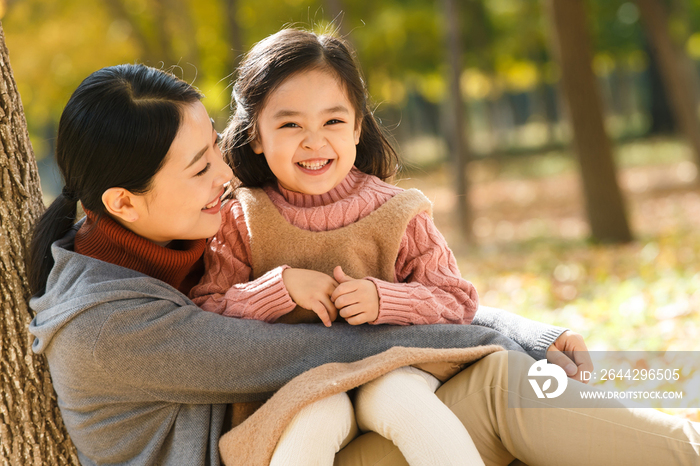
[28,64,698,466]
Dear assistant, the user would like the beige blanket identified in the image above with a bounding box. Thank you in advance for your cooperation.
[219,344,504,465]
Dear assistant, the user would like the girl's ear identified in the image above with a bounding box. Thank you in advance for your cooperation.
[250,135,263,154]
[354,121,362,145]
[102,187,140,223]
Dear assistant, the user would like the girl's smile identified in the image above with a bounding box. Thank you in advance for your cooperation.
[297,158,332,171]
[250,68,361,195]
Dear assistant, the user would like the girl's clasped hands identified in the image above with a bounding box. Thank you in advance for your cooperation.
[282,265,379,327]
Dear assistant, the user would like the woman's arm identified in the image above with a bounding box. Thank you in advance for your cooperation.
[471,306,566,360]
[90,283,529,405]
[189,202,296,322]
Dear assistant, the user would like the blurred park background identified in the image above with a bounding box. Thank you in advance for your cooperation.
[2,0,700,411]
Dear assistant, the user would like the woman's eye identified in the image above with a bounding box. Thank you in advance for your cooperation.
[195,163,211,177]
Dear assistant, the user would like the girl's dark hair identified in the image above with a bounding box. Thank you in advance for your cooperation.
[222,28,399,187]
[28,64,202,295]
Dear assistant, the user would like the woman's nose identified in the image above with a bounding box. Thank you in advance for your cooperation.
[214,153,234,184]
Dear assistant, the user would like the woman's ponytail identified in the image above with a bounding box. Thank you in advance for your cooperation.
[28,192,79,296]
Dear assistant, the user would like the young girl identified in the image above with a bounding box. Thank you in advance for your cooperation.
[190,28,485,466]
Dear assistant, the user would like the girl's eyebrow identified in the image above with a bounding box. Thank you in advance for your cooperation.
[272,105,350,119]
[323,105,350,114]
[273,109,301,119]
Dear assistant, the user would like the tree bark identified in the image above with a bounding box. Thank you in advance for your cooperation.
[636,0,700,173]
[544,0,633,243]
[0,22,80,465]
[444,0,474,243]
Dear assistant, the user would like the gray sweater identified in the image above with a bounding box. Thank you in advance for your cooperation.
[29,227,565,465]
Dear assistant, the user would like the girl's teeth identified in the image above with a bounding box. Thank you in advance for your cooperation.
[298,160,329,170]
[204,199,218,209]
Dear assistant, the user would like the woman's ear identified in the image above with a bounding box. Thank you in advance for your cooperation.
[102,187,140,223]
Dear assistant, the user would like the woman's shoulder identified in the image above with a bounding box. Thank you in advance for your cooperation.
[30,240,191,356]
[34,239,189,315]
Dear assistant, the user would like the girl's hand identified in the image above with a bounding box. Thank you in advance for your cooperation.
[331,266,379,325]
[282,268,339,327]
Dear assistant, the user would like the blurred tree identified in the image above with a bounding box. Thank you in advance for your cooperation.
[545,0,633,243]
[0,22,79,465]
[444,0,474,242]
[645,39,678,135]
[636,0,700,175]
[324,0,349,37]
[225,0,244,70]
[102,0,200,74]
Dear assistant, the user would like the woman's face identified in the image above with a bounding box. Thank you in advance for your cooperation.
[126,101,233,245]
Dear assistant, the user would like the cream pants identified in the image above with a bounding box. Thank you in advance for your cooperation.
[270,366,483,466]
[336,351,700,466]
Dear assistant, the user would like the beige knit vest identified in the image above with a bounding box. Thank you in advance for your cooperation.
[236,187,432,324]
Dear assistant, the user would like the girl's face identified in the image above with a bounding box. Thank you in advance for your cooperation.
[123,101,233,245]
[251,68,361,195]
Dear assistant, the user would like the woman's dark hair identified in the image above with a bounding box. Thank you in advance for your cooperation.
[222,28,399,187]
[28,64,202,295]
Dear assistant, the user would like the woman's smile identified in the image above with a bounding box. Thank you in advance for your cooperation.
[202,188,226,212]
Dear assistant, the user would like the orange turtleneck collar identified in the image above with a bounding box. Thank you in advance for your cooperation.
[74,210,206,295]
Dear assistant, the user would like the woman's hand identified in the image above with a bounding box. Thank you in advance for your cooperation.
[547,330,594,383]
[331,266,380,325]
[282,268,338,327]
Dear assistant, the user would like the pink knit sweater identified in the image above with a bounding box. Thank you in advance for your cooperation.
[190,168,479,325]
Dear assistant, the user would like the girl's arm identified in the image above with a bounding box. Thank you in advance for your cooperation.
[366,212,479,325]
[189,202,296,322]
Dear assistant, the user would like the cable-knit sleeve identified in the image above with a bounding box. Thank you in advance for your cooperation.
[367,212,478,326]
[189,201,296,322]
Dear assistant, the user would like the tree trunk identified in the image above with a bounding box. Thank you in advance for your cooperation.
[544,0,633,243]
[645,39,676,135]
[0,22,80,465]
[444,0,474,243]
[636,0,700,172]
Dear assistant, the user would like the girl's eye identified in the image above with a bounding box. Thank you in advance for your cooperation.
[195,163,211,177]
[281,122,299,128]
[326,119,344,125]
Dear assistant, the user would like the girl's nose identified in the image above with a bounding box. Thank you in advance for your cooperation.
[302,131,327,151]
